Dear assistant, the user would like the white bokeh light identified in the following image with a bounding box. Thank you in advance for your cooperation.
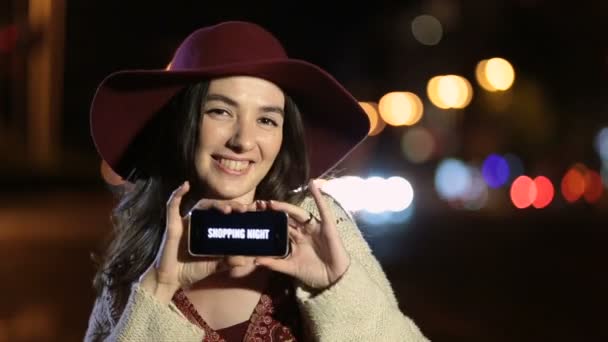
[384,176,414,211]
[320,175,415,213]
[321,176,365,212]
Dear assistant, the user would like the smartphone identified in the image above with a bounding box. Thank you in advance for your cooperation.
[188,208,289,258]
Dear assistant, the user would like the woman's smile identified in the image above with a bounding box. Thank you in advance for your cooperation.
[213,156,253,175]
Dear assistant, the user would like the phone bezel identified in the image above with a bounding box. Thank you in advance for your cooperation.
[187,209,290,258]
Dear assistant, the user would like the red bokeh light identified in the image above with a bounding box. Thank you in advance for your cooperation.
[510,175,536,209]
[532,176,554,208]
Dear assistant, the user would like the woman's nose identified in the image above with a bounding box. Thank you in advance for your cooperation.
[227,120,255,152]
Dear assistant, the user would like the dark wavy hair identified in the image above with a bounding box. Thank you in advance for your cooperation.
[92,81,309,316]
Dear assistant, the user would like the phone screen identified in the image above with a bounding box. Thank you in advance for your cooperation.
[188,209,289,257]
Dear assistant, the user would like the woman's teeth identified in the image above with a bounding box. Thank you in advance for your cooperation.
[219,158,249,171]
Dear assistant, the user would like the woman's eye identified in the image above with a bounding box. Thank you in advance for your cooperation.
[259,117,279,127]
[205,108,230,116]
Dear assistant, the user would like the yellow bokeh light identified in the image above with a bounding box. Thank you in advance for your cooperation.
[454,75,473,108]
[475,59,496,91]
[431,75,473,109]
[476,57,515,92]
[402,92,424,125]
[378,92,424,126]
[486,57,515,90]
[437,75,461,108]
[359,102,386,136]
[427,76,450,109]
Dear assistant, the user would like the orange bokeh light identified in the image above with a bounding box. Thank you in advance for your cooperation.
[583,170,604,203]
[561,167,586,203]
[359,102,386,136]
[560,164,604,204]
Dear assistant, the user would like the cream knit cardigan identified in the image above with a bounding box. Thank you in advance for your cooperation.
[84,195,430,341]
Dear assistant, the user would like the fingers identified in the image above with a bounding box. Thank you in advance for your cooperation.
[165,181,190,240]
[308,179,335,226]
[288,226,305,243]
[268,200,310,223]
[160,181,190,270]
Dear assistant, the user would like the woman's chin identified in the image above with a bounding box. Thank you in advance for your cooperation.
[223,256,257,277]
[227,264,258,278]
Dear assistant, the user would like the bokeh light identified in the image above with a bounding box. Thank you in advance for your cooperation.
[359,101,386,136]
[321,176,366,212]
[427,76,450,109]
[411,14,443,46]
[435,158,472,200]
[481,153,510,188]
[594,127,608,161]
[476,57,515,91]
[427,75,473,109]
[532,176,554,209]
[561,165,587,203]
[510,175,536,209]
[321,176,415,214]
[583,170,603,203]
[378,92,424,126]
[401,126,435,163]
[438,75,473,109]
[384,176,415,211]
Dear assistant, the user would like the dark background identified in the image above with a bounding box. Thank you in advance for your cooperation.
[1,1,607,341]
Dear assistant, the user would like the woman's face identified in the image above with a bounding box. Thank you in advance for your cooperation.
[194,76,285,203]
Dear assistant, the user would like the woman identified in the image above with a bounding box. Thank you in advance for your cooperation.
[85,21,429,341]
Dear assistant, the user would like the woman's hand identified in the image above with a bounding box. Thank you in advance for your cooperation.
[140,181,254,303]
[255,179,350,290]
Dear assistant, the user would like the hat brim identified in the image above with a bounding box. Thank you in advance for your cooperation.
[90,59,369,180]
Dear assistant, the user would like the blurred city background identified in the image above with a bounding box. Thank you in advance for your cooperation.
[1,0,607,341]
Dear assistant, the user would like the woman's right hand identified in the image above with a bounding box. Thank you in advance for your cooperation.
[140,181,252,303]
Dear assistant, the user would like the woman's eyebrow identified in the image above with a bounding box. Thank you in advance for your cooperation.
[205,93,284,116]
[205,93,238,106]
[260,105,285,116]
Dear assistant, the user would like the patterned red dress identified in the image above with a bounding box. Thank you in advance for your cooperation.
[172,273,302,342]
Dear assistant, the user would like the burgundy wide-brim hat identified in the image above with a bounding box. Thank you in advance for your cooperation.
[90,21,369,181]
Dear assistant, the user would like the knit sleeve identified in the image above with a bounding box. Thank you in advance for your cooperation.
[84,284,205,342]
[295,194,430,342]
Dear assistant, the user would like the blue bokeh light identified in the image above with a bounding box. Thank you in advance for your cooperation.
[481,153,510,188]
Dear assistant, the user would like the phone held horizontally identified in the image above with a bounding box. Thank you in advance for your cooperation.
[188,208,289,258]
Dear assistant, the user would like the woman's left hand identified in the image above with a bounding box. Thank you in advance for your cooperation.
[255,179,350,290]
